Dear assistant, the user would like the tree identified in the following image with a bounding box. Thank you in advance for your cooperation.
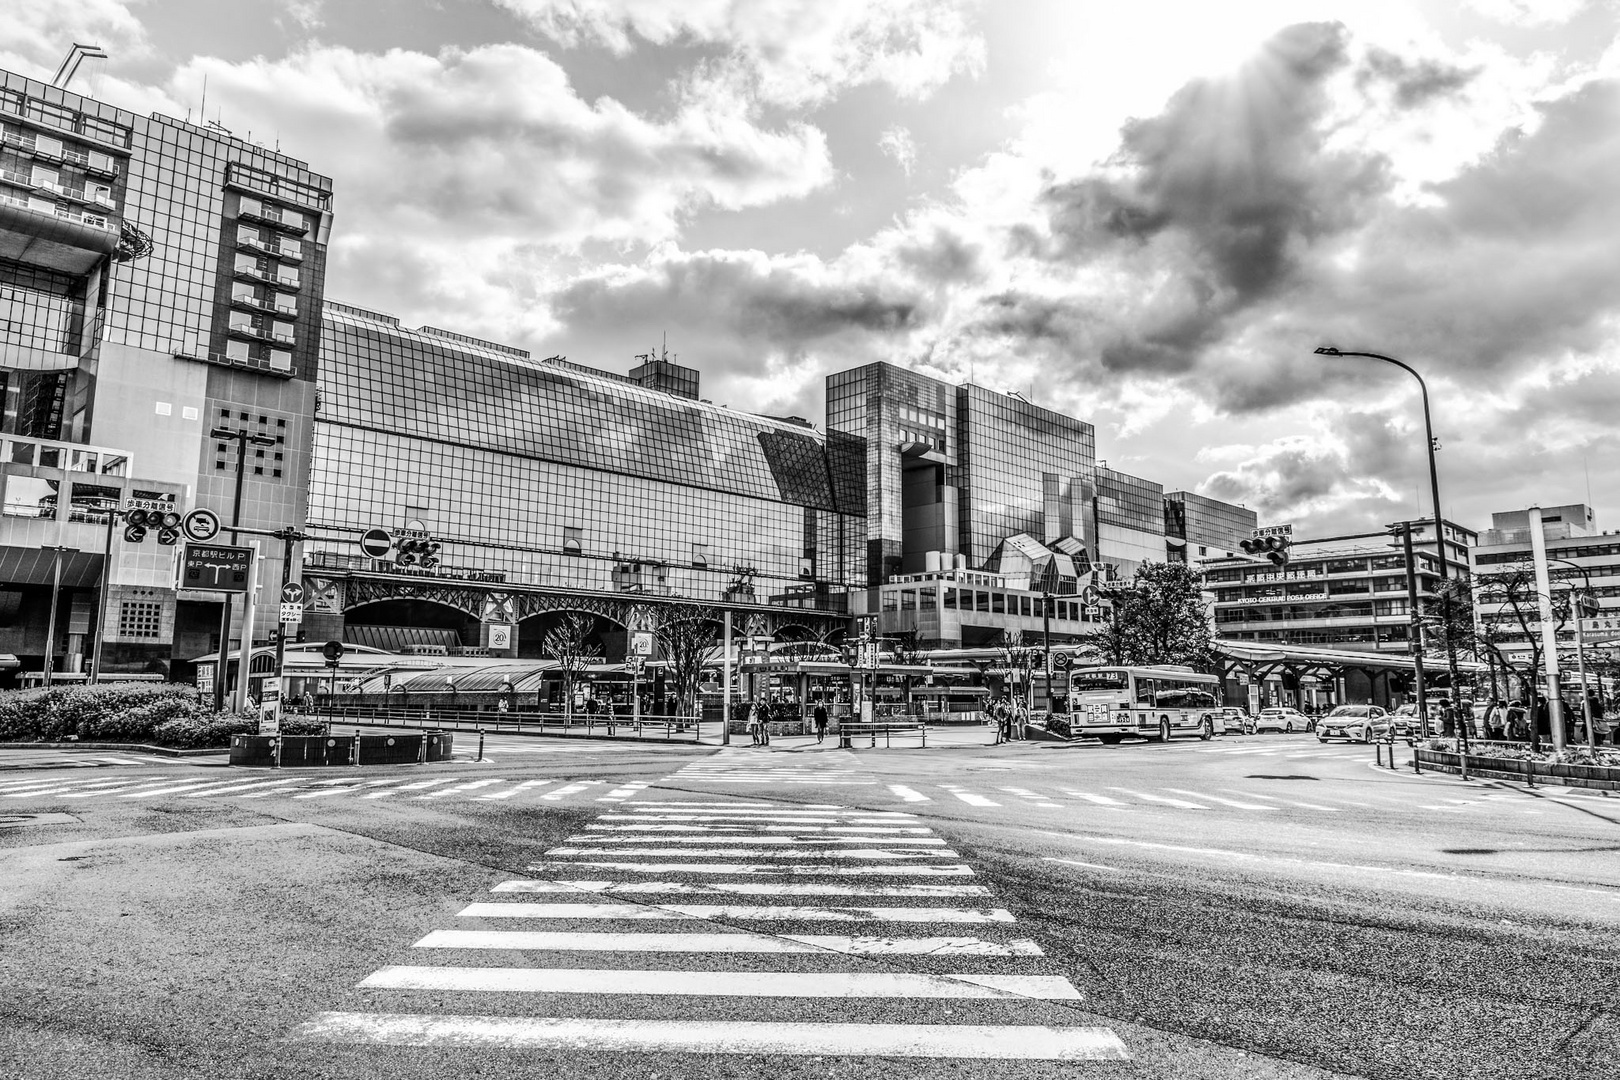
[886,629,924,712]
[655,607,718,719]
[1424,576,1477,699]
[993,627,1041,711]
[541,612,599,721]
[1473,564,1571,704]
[1081,561,1216,670]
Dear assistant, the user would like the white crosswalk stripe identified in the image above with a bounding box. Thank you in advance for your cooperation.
[662,748,874,785]
[292,797,1131,1064]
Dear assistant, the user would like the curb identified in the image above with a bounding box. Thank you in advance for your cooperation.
[0,741,228,758]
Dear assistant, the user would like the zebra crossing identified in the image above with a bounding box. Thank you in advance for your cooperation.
[662,747,874,785]
[0,772,638,806]
[293,798,1130,1064]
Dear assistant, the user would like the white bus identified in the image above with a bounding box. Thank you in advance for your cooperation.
[1066,665,1222,743]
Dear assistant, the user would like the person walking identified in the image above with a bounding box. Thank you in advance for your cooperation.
[758,698,773,746]
[1531,693,1551,753]
[1482,699,1504,741]
[813,702,829,744]
[1436,697,1456,738]
[1506,700,1529,743]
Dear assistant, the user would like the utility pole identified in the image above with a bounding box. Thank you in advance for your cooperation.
[1042,591,1054,716]
[210,426,277,710]
[1399,522,1430,738]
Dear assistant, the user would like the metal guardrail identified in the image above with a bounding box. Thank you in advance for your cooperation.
[310,704,710,743]
[836,721,928,749]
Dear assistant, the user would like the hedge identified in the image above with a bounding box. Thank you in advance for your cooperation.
[1422,738,1620,768]
[0,684,265,749]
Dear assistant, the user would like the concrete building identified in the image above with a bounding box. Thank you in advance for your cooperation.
[0,65,331,685]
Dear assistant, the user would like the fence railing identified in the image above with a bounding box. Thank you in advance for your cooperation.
[310,703,710,742]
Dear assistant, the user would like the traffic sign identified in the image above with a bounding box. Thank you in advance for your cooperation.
[626,656,646,675]
[630,631,654,656]
[1052,653,1072,671]
[179,543,253,592]
[358,527,393,559]
[279,602,303,624]
[1081,585,1101,606]
[181,508,222,543]
[282,581,305,605]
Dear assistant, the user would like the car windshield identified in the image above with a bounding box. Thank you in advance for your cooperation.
[1328,706,1369,718]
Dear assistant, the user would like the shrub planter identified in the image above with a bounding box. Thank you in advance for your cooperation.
[230,731,451,768]
[1415,748,1620,791]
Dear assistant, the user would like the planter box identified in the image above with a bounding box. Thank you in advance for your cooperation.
[1415,748,1620,791]
[229,732,449,767]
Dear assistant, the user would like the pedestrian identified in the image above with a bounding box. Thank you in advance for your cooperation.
[813,702,829,743]
[1014,700,1029,741]
[1505,700,1529,742]
[1531,693,1551,753]
[1482,699,1504,741]
[758,698,773,746]
[1436,697,1455,738]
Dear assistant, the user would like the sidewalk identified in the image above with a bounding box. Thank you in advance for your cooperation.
[730,726,1000,752]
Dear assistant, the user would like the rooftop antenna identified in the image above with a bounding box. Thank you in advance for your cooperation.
[200,74,208,125]
[51,43,108,90]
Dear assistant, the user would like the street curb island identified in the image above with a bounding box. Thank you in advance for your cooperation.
[0,741,226,758]
[1415,748,1620,792]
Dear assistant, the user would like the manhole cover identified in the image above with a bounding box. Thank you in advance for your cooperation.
[0,813,78,829]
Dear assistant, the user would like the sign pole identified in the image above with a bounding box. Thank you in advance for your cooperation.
[722,610,732,746]
[232,543,261,716]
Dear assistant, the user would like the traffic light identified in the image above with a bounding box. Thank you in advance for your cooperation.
[395,536,442,570]
[1577,593,1601,620]
[1240,535,1292,566]
[123,522,147,543]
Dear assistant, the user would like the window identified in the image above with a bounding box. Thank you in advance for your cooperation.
[225,340,251,361]
[234,253,259,274]
[117,600,163,640]
[274,294,297,315]
[269,349,292,371]
[277,267,300,288]
[232,283,256,303]
[228,311,253,332]
[562,526,582,555]
[237,225,259,246]
[272,320,295,342]
[239,196,261,216]
[692,543,708,568]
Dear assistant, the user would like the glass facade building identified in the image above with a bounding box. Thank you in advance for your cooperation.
[1164,490,1258,562]
[0,66,331,681]
[303,303,867,654]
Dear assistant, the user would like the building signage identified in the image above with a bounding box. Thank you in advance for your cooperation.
[179,543,253,593]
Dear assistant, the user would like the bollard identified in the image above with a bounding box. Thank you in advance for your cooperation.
[477,728,485,762]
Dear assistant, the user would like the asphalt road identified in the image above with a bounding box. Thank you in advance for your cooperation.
[1,729,1614,1080]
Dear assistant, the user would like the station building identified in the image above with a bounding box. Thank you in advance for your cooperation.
[0,64,331,685]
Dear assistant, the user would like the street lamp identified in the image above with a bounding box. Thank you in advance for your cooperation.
[1315,347,1462,708]
[209,426,278,710]
[42,545,79,687]
[1548,558,1598,752]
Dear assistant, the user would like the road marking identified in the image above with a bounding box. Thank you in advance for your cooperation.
[117,780,229,798]
[1042,857,1125,873]
[888,785,930,802]
[583,823,932,834]
[414,929,1041,955]
[543,846,960,859]
[526,861,976,876]
[538,781,603,800]
[597,782,649,802]
[180,779,301,798]
[457,902,1016,923]
[293,782,374,799]
[476,779,557,800]
[1221,789,1343,812]
[490,880,993,898]
[0,777,149,796]
[414,778,506,799]
[944,788,1000,807]
[1060,790,1129,807]
[1000,786,1064,808]
[359,965,1078,998]
[1162,788,1276,811]
[564,834,948,847]
[359,778,458,799]
[1107,788,1208,810]
[294,1012,1128,1059]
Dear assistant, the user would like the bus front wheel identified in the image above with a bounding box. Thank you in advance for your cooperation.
[1158,717,1172,742]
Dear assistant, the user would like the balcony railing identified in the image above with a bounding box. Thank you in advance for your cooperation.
[173,346,294,378]
[237,203,310,236]
[0,188,110,230]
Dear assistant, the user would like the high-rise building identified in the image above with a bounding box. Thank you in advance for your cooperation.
[1472,504,1618,668]
[299,303,867,660]
[0,66,332,684]
[1164,490,1257,562]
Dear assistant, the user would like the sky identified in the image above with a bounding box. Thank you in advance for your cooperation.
[5,0,1619,540]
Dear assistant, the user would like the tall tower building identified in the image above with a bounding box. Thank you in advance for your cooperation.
[0,66,332,683]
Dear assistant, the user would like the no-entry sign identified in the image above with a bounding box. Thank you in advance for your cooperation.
[359,527,393,559]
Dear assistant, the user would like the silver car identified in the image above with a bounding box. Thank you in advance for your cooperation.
[1248,707,1308,734]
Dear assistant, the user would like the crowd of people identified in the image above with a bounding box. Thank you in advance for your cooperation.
[1472,693,1610,749]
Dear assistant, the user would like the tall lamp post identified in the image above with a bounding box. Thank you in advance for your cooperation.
[1548,557,1598,752]
[1314,347,1462,705]
[210,425,278,710]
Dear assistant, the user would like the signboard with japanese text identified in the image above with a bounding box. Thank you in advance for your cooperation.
[179,543,252,593]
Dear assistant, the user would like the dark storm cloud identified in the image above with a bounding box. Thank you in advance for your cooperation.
[1358,47,1477,109]
[552,251,928,343]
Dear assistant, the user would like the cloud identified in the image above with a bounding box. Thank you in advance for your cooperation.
[280,0,324,33]
[878,124,917,176]
[1358,46,1477,109]
[1462,0,1592,27]
[1197,434,1398,529]
[496,0,986,107]
[0,0,150,79]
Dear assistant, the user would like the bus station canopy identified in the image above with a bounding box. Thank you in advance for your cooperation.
[1214,639,1489,674]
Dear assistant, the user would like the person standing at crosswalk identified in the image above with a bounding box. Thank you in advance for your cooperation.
[813,702,829,743]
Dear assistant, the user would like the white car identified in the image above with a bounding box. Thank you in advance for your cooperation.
[1247,707,1309,734]
[1317,704,1392,743]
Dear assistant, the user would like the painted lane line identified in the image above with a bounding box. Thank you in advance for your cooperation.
[1033,829,1472,883]
[1042,857,1125,873]
[597,782,650,802]
[539,781,603,801]
[599,815,910,825]
[361,778,459,799]
[1106,788,1208,810]
[294,1013,1127,1059]
[178,779,302,798]
[477,779,557,801]
[625,803,868,811]
[359,965,1078,999]
[544,846,959,860]
[457,902,1015,923]
[1162,789,1277,811]
[414,929,1039,955]
[888,785,930,802]
[1060,790,1130,807]
[415,778,507,800]
[0,776,135,793]
[1000,786,1064,809]
[490,880,993,898]
[526,861,974,877]
[947,791,1000,807]
[117,780,233,799]
[582,824,932,834]
[293,783,377,799]
[563,834,948,847]
[1220,789,1343,812]
[2,779,140,798]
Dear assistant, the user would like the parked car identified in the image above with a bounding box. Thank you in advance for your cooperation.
[1248,707,1309,734]
[1214,706,1249,734]
[1317,704,1392,743]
